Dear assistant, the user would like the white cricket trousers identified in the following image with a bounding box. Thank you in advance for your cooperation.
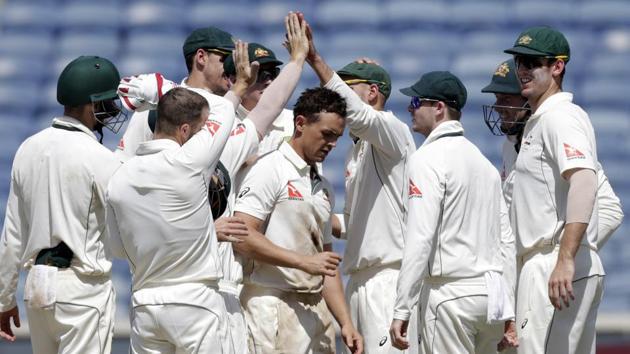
[25,268,115,354]
[516,245,604,354]
[240,284,336,354]
[346,264,419,354]
[220,280,249,354]
[131,285,233,354]
[418,275,503,354]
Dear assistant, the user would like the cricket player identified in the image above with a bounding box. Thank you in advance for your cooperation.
[223,42,295,155]
[389,71,517,353]
[504,26,604,354]
[233,87,363,354]
[481,58,624,249]
[302,16,418,353]
[106,87,235,353]
[0,56,127,353]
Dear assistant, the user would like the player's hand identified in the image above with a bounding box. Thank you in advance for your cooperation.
[295,12,319,64]
[283,11,309,63]
[232,40,259,91]
[389,319,410,350]
[497,320,519,351]
[0,306,20,342]
[548,257,575,310]
[355,57,381,65]
[215,216,249,243]
[117,73,177,112]
[298,251,341,276]
[340,323,364,354]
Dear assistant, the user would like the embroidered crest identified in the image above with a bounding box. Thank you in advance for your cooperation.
[518,35,533,45]
[254,48,269,58]
[494,62,510,77]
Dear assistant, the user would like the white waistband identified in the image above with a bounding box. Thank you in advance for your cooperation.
[423,274,486,286]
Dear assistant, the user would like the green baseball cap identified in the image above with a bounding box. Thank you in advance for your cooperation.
[400,71,467,111]
[182,26,235,58]
[481,59,522,95]
[338,62,392,99]
[504,26,570,62]
[223,43,283,76]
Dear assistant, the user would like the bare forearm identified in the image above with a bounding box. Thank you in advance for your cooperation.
[233,229,303,269]
[309,54,334,86]
[322,259,353,327]
[558,223,587,261]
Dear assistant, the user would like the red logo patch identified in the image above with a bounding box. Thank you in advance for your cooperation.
[287,182,304,201]
[563,143,585,160]
[206,120,222,136]
[117,138,125,149]
[409,179,423,198]
[230,123,246,136]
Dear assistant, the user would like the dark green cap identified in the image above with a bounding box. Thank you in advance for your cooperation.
[338,62,392,99]
[182,27,235,58]
[504,26,570,62]
[57,56,120,106]
[400,71,467,111]
[223,43,283,76]
[481,59,522,95]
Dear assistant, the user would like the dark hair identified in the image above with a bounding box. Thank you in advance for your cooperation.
[156,88,208,134]
[293,87,347,124]
[185,54,194,74]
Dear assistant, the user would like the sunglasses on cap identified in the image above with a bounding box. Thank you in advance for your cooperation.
[204,48,231,61]
[257,67,280,83]
[515,55,567,70]
[343,78,387,86]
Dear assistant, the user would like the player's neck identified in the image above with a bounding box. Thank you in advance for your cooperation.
[185,72,212,93]
[64,107,96,131]
[529,83,562,113]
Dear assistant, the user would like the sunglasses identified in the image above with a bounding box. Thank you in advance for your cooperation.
[409,97,441,110]
[257,67,280,83]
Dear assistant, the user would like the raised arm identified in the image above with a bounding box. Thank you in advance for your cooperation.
[246,12,310,139]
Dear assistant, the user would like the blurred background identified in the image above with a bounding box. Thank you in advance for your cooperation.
[0,0,628,353]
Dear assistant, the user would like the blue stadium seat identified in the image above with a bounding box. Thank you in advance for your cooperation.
[460,31,518,53]
[0,55,47,81]
[124,30,186,58]
[448,1,509,29]
[58,3,122,32]
[0,32,55,57]
[314,1,381,28]
[587,53,630,79]
[124,2,186,31]
[256,2,314,30]
[0,2,57,31]
[396,30,460,56]
[389,52,452,78]
[601,28,630,53]
[0,82,40,116]
[452,53,509,80]
[57,32,120,60]
[188,3,258,33]
[579,78,630,108]
[385,0,447,28]
[512,1,576,27]
[118,55,187,81]
[578,1,630,27]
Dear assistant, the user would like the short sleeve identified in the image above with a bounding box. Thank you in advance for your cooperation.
[233,156,281,222]
[543,109,596,175]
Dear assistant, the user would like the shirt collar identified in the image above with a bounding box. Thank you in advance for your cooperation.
[136,139,181,156]
[422,120,465,147]
[529,92,573,121]
[279,141,309,173]
[52,116,98,140]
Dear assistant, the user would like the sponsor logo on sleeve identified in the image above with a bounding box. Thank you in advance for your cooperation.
[563,143,585,160]
[409,179,423,198]
[206,120,222,136]
[230,123,246,136]
[238,187,250,199]
[117,138,124,150]
[287,182,304,201]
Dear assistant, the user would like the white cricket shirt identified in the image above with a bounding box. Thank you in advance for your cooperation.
[106,99,235,306]
[0,117,120,311]
[234,142,334,293]
[393,121,514,321]
[511,92,599,255]
[324,73,416,275]
[237,104,294,156]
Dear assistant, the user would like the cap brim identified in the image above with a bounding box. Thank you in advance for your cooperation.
[256,57,283,67]
[399,87,419,97]
[504,46,549,56]
[91,89,118,102]
[481,82,522,95]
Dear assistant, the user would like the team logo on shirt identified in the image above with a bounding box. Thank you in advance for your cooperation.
[230,123,246,136]
[287,182,304,201]
[563,143,585,160]
[408,179,423,198]
[206,120,222,136]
